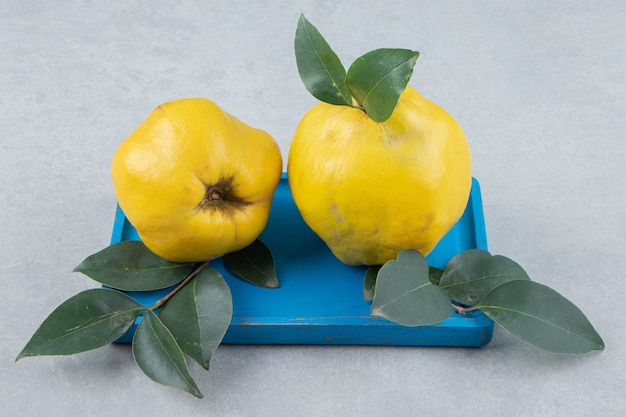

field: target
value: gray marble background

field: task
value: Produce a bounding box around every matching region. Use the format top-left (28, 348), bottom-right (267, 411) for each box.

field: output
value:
top-left (2, 1), bottom-right (624, 416)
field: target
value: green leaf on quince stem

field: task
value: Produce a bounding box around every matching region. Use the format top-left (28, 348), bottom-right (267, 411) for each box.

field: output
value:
top-left (16, 288), bottom-right (142, 360)
top-left (438, 249), bottom-right (530, 307)
top-left (371, 250), bottom-right (451, 326)
top-left (158, 267), bottom-right (233, 370)
top-left (132, 310), bottom-right (203, 399)
top-left (475, 280), bottom-right (605, 354)
top-left (295, 14), bottom-right (353, 106)
top-left (223, 239), bottom-right (280, 288)
top-left (346, 48), bottom-right (419, 122)
top-left (73, 240), bottom-right (195, 291)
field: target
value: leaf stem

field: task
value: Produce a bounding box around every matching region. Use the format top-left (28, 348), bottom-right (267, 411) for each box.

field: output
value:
top-left (148, 261), bottom-right (210, 311)
top-left (451, 304), bottom-right (482, 315)
top-left (451, 304), bottom-right (467, 315)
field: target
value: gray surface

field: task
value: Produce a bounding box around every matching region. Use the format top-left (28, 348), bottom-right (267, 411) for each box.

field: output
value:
top-left (2, 1), bottom-right (625, 415)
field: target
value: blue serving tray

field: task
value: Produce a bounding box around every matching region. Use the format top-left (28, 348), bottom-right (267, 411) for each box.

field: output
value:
top-left (110, 174), bottom-right (493, 347)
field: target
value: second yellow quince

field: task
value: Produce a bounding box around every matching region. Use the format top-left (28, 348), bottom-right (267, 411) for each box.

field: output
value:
top-left (288, 86), bottom-right (472, 266)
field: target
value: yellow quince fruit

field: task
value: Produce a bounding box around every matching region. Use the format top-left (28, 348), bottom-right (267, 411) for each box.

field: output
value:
top-left (288, 16), bottom-right (471, 266)
top-left (288, 86), bottom-right (471, 266)
top-left (111, 98), bottom-right (282, 263)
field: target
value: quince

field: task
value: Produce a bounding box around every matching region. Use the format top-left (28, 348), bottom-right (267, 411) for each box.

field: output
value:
top-left (288, 16), bottom-right (471, 266)
top-left (111, 98), bottom-right (282, 262)
top-left (288, 86), bottom-right (471, 266)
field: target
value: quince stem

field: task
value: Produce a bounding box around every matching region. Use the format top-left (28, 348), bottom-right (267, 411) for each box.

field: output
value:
top-left (148, 261), bottom-right (210, 311)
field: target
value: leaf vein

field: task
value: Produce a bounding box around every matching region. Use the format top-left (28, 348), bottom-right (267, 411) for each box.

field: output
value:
top-left (482, 306), bottom-right (597, 341)
top-left (361, 58), bottom-right (415, 108)
top-left (147, 316), bottom-right (190, 380)
top-left (302, 23), bottom-right (351, 104)
top-left (378, 281), bottom-right (431, 310)
top-left (37, 309), bottom-right (141, 349)
top-left (439, 273), bottom-right (513, 288)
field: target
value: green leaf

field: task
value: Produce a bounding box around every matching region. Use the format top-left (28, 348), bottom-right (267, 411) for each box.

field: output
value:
top-left (158, 267), bottom-right (233, 370)
top-left (475, 280), bottom-right (605, 354)
top-left (439, 249), bottom-right (530, 307)
top-left (16, 289), bottom-right (142, 360)
top-left (132, 310), bottom-right (203, 398)
top-left (363, 265), bottom-right (381, 301)
top-left (74, 241), bottom-right (194, 291)
top-left (223, 239), bottom-right (279, 288)
top-left (371, 250), bottom-right (451, 326)
top-left (366, 265), bottom-right (441, 300)
top-left (346, 48), bottom-right (419, 122)
top-left (295, 14), bottom-right (353, 106)
top-left (428, 266), bottom-right (444, 286)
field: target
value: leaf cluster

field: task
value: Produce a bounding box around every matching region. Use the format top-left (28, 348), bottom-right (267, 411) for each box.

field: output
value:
top-left (296, 15), bottom-right (604, 354)
top-left (16, 240), bottom-right (278, 398)
top-left (295, 14), bottom-right (419, 122)
top-left (15, 240), bottom-right (605, 399)
top-left (366, 249), bottom-right (605, 354)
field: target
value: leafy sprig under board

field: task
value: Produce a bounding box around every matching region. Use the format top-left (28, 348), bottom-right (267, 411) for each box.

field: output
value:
top-left (16, 239), bottom-right (278, 398)
top-left (367, 249), bottom-right (604, 354)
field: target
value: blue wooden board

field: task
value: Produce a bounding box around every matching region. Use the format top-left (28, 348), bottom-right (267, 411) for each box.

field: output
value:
top-left (110, 174), bottom-right (493, 347)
